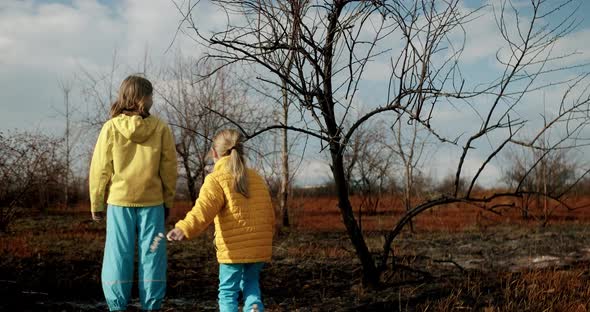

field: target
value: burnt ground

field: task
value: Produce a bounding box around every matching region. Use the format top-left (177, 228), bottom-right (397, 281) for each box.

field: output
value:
top-left (1, 212), bottom-right (590, 311)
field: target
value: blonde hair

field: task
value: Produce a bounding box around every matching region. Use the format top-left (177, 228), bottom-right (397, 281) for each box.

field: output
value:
top-left (110, 75), bottom-right (153, 118)
top-left (213, 129), bottom-right (248, 197)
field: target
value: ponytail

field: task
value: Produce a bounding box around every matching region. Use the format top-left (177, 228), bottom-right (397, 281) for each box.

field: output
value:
top-left (229, 147), bottom-right (248, 197)
top-left (213, 129), bottom-right (249, 197)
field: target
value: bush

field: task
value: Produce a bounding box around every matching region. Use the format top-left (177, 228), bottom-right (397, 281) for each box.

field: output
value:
top-left (0, 131), bottom-right (67, 231)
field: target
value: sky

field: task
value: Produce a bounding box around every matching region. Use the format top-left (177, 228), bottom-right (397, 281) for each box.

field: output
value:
top-left (1, 0), bottom-right (590, 187)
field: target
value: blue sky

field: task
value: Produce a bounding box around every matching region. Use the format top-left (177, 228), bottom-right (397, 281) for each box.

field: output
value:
top-left (1, 0), bottom-right (589, 186)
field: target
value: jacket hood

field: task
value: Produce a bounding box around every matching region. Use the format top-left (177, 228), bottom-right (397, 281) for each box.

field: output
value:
top-left (111, 114), bottom-right (159, 143)
top-left (213, 156), bottom-right (231, 172)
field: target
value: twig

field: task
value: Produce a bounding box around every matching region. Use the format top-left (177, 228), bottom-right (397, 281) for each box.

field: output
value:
top-left (433, 259), bottom-right (466, 273)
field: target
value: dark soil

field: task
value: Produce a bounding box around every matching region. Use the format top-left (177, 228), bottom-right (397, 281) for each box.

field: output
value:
top-left (2, 212), bottom-right (590, 311)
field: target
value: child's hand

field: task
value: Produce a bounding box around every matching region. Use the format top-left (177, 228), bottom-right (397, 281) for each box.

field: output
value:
top-left (92, 211), bottom-right (104, 222)
top-left (166, 228), bottom-right (185, 241)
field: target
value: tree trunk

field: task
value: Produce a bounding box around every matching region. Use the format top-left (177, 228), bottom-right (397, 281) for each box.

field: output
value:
top-left (181, 150), bottom-right (197, 202)
top-left (404, 166), bottom-right (414, 233)
top-left (62, 84), bottom-right (71, 210)
top-left (330, 147), bottom-right (379, 287)
top-left (280, 80), bottom-right (290, 227)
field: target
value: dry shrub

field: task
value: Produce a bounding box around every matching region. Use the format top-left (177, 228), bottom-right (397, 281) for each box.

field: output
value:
top-left (0, 131), bottom-right (68, 231)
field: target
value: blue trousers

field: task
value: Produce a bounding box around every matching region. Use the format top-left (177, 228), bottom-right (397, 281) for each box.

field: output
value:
top-left (101, 204), bottom-right (167, 311)
top-left (218, 263), bottom-right (265, 312)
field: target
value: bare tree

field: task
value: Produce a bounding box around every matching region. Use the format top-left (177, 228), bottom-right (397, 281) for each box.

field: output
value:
top-left (47, 78), bottom-right (89, 208)
top-left (56, 79), bottom-right (81, 209)
top-left (78, 51), bottom-right (121, 130)
top-left (278, 72), bottom-right (293, 227)
top-left (158, 54), bottom-right (255, 201)
top-left (504, 140), bottom-right (578, 225)
top-left (380, 0), bottom-right (590, 278)
top-left (275, 3), bottom-right (299, 228)
top-left (390, 113), bottom-right (432, 232)
top-left (0, 132), bottom-right (66, 231)
top-left (254, 126), bottom-right (307, 229)
top-left (175, 0), bottom-right (590, 286)
top-left (79, 49), bottom-right (156, 130)
top-left (343, 119), bottom-right (395, 231)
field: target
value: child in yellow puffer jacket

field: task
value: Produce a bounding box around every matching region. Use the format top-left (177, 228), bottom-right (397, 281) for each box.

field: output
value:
top-left (167, 129), bottom-right (275, 312)
top-left (89, 75), bottom-right (177, 312)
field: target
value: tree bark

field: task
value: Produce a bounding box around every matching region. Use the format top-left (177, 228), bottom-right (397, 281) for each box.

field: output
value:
top-left (180, 146), bottom-right (197, 202)
top-left (330, 145), bottom-right (379, 287)
top-left (280, 79), bottom-right (290, 227)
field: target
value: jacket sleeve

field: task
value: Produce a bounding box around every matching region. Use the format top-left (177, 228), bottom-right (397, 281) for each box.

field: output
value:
top-left (159, 123), bottom-right (178, 209)
top-left (175, 175), bottom-right (225, 239)
top-left (89, 122), bottom-right (113, 212)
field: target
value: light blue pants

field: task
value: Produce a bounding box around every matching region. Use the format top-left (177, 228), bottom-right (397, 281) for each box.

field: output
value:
top-left (218, 263), bottom-right (265, 312)
top-left (101, 204), bottom-right (167, 311)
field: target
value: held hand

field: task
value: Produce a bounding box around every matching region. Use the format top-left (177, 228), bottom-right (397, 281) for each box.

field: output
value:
top-left (92, 211), bottom-right (104, 222)
top-left (166, 228), bottom-right (185, 241)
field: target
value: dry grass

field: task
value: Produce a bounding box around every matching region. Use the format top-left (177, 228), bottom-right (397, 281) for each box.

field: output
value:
top-left (416, 268), bottom-right (590, 312)
top-left (286, 195), bottom-right (590, 232)
top-left (8, 195), bottom-right (590, 311)
top-left (63, 195), bottom-right (590, 233)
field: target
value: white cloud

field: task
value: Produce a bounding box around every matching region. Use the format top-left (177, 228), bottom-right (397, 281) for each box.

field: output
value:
top-left (549, 28), bottom-right (590, 65)
top-left (0, 0), bottom-right (588, 187)
top-left (361, 60), bottom-right (392, 81)
top-left (0, 0), bottom-right (120, 69)
top-left (456, 0), bottom-right (590, 69)
top-left (426, 144), bottom-right (503, 187)
top-left (0, 0), bottom-right (225, 130)
top-left (294, 158), bottom-right (332, 186)
top-left (456, 11), bottom-right (501, 63)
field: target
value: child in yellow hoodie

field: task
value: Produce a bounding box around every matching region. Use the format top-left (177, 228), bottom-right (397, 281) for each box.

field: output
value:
top-left (89, 75), bottom-right (177, 312)
top-left (167, 129), bottom-right (274, 312)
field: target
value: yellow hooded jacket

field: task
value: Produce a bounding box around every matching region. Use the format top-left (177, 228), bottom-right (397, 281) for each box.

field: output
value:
top-left (175, 156), bottom-right (275, 263)
top-left (89, 114), bottom-right (177, 212)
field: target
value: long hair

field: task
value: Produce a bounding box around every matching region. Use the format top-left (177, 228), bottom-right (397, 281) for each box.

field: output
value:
top-left (110, 75), bottom-right (153, 118)
top-left (212, 129), bottom-right (248, 197)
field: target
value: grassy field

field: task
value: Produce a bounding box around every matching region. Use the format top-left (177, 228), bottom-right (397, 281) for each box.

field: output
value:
top-left (1, 197), bottom-right (590, 311)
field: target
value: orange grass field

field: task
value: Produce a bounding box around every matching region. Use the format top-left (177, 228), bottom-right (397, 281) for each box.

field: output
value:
top-left (67, 194), bottom-right (590, 232)
top-left (278, 195), bottom-right (590, 232)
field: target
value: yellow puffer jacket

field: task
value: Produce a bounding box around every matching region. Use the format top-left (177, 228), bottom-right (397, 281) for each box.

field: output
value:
top-left (175, 156), bottom-right (275, 263)
top-left (89, 114), bottom-right (178, 212)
